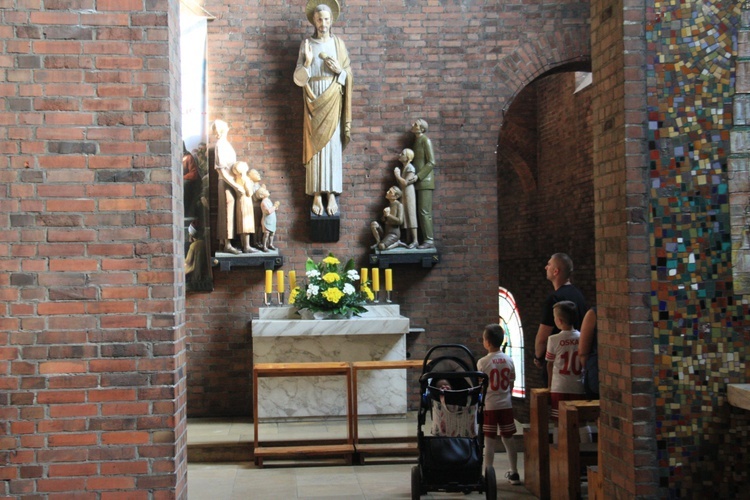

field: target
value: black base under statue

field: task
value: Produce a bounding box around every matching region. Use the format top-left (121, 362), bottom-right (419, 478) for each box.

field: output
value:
top-left (215, 250), bottom-right (283, 271)
top-left (370, 246), bottom-right (440, 268)
top-left (310, 212), bottom-right (340, 242)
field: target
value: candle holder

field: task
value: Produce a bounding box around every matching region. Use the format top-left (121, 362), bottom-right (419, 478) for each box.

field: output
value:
top-left (386, 290), bottom-right (392, 303)
top-left (371, 291), bottom-right (380, 303)
top-left (264, 292), bottom-right (272, 306)
top-left (277, 292), bottom-right (285, 306)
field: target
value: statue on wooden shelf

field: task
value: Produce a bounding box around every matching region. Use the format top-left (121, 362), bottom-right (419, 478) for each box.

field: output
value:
top-left (211, 119), bottom-right (244, 255)
top-left (230, 161), bottom-right (260, 254)
top-left (393, 148), bottom-right (418, 249)
top-left (257, 185), bottom-right (280, 252)
top-left (371, 186), bottom-right (405, 251)
top-left (411, 118), bottom-right (436, 249)
top-left (293, 0), bottom-right (352, 216)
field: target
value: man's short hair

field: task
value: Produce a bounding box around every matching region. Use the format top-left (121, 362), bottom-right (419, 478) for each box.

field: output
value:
top-left (483, 323), bottom-right (504, 348)
top-left (552, 300), bottom-right (578, 327)
top-left (552, 252), bottom-right (574, 280)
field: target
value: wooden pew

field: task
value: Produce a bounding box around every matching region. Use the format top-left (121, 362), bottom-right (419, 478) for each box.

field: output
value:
top-left (550, 399), bottom-right (600, 500)
top-left (524, 388), bottom-right (551, 499)
top-left (586, 417), bottom-right (604, 500)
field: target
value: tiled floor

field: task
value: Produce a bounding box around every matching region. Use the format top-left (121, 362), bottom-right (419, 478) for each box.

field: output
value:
top-left (187, 414), bottom-right (539, 499)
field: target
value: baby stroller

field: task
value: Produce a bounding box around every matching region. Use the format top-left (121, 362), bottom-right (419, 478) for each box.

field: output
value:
top-left (411, 344), bottom-right (496, 500)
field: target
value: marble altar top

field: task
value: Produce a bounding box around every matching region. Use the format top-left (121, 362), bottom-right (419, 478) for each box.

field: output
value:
top-left (252, 305), bottom-right (409, 337)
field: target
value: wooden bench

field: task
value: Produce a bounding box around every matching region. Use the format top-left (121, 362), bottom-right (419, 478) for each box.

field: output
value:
top-left (524, 389), bottom-right (601, 500)
top-left (524, 388), bottom-right (551, 499)
top-left (350, 360), bottom-right (422, 463)
top-left (586, 417), bottom-right (604, 500)
top-left (550, 399), bottom-right (600, 500)
top-left (252, 362), bottom-right (354, 466)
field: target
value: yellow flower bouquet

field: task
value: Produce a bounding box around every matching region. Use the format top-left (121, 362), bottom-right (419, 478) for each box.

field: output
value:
top-left (289, 253), bottom-right (373, 319)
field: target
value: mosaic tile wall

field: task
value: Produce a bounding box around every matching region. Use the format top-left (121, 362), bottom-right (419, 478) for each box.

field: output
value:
top-left (647, 0), bottom-right (750, 496)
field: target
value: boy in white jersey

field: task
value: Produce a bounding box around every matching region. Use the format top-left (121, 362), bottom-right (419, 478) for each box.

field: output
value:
top-left (477, 324), bottom-right (521, 485)
top-left (545, 300), bottom-right (586, 420)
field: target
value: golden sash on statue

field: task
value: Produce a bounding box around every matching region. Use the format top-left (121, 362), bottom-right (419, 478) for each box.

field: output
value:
top-left (302, 78), bottom-right (342, 164)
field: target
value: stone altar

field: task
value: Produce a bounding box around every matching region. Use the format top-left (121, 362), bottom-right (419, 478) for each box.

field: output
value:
top-left (251, 305), bottom-right (410, 419)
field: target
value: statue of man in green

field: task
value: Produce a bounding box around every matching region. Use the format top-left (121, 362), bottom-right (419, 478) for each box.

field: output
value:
top-left (411, 118), bottom-right (435, 249)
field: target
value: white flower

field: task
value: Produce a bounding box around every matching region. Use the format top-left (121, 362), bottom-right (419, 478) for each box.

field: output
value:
top-left (346, 270), bottom-right (359, 281)
top-left (343, 283), bottom-right (355, 295)
top-left (307, 269), bottom-right (320, 278)
top-left (306, 284), bottom-right (319, 298)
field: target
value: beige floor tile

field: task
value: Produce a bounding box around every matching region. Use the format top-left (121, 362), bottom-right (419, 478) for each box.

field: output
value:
top-left (188, 416), bottom-right (545, 500)
top-left (295, 467), bottom-right (360, 486)
top-left (231, 485), bottom-right (299, 500)
top-left (297, 485), bottom-right (364, 498)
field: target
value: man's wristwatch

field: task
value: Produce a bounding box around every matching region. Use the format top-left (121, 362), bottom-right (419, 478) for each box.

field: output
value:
top-left (534, 355), bottom-right (544, 362)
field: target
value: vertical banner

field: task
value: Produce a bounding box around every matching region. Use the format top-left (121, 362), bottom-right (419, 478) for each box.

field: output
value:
top-left (180, 5), bottom-right (213, 291)
top-left (180, 11), bottom-right (208, 152)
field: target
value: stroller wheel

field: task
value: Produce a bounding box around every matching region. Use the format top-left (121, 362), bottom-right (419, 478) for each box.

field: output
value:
top-left (484, 466), bottom-right (497, 500)
top-left (411, 465), bottom-right (421, 500)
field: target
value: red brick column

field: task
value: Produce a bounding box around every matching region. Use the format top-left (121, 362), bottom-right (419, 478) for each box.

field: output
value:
top-left (590, 0), bottom-right (658, 496)
top-left (0, 2), bottom-right (187, 498)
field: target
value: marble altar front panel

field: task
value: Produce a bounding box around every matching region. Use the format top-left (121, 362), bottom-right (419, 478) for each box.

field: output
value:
top-left (252, 306), bottom-right (410, 420)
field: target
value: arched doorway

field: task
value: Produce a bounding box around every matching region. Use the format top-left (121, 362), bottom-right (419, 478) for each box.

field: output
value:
top-left (496, 64), bottom-right (596, 418)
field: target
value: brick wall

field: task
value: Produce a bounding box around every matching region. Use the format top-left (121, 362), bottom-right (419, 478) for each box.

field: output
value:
top-left (0, 2), bottom-right (187, 498)
top-left (186, 0), bottom-right (592, 417)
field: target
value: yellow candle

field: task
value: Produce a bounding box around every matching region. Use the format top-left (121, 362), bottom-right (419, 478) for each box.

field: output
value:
top-left (289, 270), bottom-right (296, 291)
top-left (265, 270), bottom-right (273, 294)
top-left (385, 269), bottom-right (393, 291)
top-left (372, 268), bottom-right (380, 292)
top-left (361, 268), bottom-right (368, 285)
top-left (276, 270), bottom-right (284, 293)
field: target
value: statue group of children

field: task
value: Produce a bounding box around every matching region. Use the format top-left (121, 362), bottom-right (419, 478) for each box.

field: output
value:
top-left (230, 161), bottom-right (280, 253)
top-left (211, 119), bottom-right (280, 255)
top-left (370, 148), bottom-right (419, 250)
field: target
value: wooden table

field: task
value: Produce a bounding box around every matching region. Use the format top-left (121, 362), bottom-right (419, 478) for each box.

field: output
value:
top-left (252, 362), bottom-right (354, 466)
top-left (350, 360), bottom-right (422, 462)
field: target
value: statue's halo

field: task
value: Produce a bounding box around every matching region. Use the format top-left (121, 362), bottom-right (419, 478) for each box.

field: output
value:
top-left (305, 0), bottom-right (340, 25)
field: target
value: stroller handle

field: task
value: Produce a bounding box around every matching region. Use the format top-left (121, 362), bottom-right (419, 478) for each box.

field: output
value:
top-left (422, 344), bottom-right (478, 371)
top-left (419, 370), bottom-right (488, 386)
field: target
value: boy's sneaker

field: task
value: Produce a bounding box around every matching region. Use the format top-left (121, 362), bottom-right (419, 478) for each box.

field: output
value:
top-left (505, 471), bottom-right (522, 485)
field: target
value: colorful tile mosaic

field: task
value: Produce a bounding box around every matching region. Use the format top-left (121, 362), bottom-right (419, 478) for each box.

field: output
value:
top-left (647, 0), bottom-right (750, 496)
